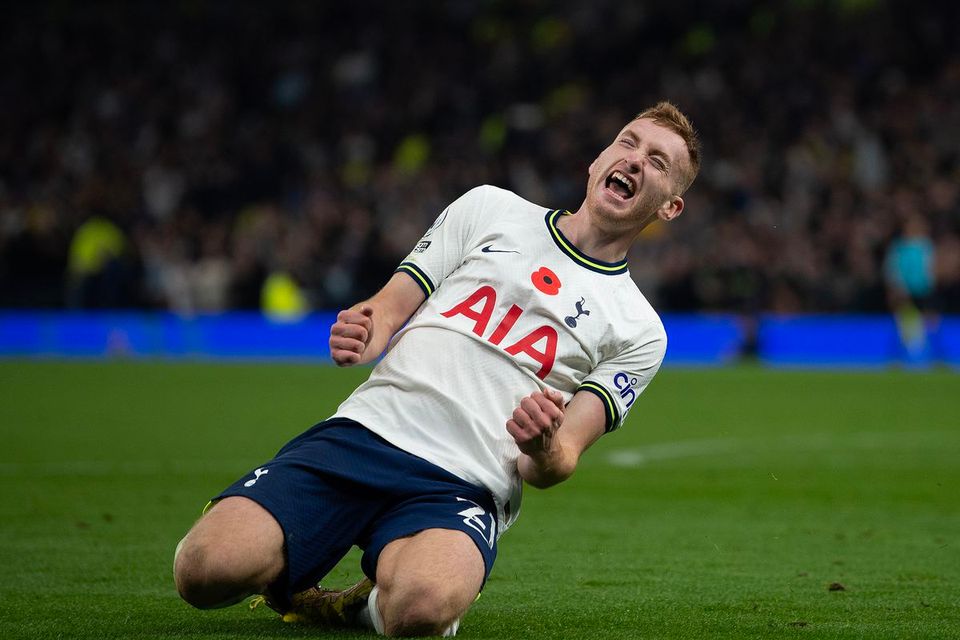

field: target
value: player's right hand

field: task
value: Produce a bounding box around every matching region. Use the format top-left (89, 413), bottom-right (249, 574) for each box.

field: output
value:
top-left (329, 305), bottom-right (374, 366)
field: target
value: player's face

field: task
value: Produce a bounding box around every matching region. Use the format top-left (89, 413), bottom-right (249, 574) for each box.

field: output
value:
top-left (586, 118), bottom-right (687, 228)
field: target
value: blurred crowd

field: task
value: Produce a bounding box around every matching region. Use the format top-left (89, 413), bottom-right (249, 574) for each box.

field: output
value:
top-left (1, 0), bottom-right (958, 315)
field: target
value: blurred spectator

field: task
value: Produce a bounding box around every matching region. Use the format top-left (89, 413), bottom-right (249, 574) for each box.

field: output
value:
top-left (885, 215), bottom-right (935, 310)
top-left (65, 216), bottom-right (131, 309)
top-left (884, 214), bottom-right (936, 360)
top-left (262, 271), bottom-right (309, 321)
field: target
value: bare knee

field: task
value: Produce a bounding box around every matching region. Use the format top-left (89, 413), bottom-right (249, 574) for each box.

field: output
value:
top-left (374, 529), bottom-right (484, 636)
top-left (174, 535), bottom-right (248, 609)
top-left (174, 536), bottom-right (215, 608)
top-left (172, 498), bottom-right (285, 609)
top-left (379, 578), bottom-right (464, 637)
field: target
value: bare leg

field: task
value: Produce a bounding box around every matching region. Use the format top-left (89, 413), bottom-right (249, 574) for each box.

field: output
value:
top-left (173, 496), bottom-right (286, 609)
top-left (374, 529), bottom-right (485, 636)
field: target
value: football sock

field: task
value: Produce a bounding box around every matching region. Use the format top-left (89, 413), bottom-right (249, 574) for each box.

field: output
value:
top-left (442, 618), bottom-right (460, 637)
top-left (358, 585), bottom-right (386, 634)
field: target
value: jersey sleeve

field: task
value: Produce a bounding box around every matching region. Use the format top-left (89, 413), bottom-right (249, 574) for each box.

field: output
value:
top-left (577, 326), bottom-right (667, 433)
top-left (395, 185), bottom-right (490, 297)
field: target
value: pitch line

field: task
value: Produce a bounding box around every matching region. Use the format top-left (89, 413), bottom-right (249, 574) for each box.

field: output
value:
top-left (604, 430), bottom-right (956, 467)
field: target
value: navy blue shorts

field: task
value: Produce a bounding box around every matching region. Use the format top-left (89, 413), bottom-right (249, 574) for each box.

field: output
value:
top-left (213, 418), bottom-right (498, 601)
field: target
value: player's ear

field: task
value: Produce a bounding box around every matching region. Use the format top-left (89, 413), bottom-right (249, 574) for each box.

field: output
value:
top-left (657, 195), bottom-right (684, 222)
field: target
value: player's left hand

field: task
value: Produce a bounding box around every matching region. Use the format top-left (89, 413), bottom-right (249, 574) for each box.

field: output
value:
top-left (506, 389), bottom-right (565, 456)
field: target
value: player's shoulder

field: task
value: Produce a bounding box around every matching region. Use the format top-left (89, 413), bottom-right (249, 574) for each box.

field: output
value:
top-left (464, 184), bottom-right (548, 216)
top-left (611, 280), bottom-right (667, 343)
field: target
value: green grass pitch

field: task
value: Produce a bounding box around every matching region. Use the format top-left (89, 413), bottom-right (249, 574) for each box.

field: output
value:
top-left (1, 361), bottom-right (958, 639)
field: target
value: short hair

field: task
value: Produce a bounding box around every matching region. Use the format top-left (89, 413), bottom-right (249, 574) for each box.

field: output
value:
top-left (635, 101), bottom-right (701, 194)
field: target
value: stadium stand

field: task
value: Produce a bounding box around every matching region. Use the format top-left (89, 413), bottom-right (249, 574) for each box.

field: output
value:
top-left (1, 0), bottom-right (958, 318)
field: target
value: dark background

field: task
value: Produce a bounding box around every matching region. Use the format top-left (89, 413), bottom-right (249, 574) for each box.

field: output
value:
top-left (2, 0), bottom-right (957, 315)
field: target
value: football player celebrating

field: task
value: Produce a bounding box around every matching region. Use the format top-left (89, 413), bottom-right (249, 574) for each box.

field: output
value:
top-left (174, 101), bottom-right (700, 637)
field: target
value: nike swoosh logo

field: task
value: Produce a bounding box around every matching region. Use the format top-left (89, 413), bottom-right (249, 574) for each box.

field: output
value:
top-left (481, 244), bottom-right (520, 254)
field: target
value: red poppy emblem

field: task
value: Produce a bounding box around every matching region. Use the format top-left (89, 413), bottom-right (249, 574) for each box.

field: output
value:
top-left (531, 266), bottom-right (562, 295)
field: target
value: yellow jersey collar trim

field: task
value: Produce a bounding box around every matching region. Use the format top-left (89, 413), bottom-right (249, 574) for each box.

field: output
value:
top-left (544, 210), bottom-right (629, 275)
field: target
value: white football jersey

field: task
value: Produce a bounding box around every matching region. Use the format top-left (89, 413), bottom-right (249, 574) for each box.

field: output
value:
top-left (334, 185), bottom-right (666, 535)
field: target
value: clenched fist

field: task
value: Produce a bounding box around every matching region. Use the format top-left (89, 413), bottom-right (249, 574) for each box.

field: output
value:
top-left (329, 305), bottom-right (375, 366)
top-left (506, 389), bottom-right (565, 456)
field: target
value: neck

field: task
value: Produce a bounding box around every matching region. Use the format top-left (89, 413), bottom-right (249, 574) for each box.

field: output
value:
top-left (558, 205), bottom-right (644, 263)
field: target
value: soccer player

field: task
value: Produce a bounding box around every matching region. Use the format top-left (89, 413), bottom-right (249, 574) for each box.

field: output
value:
top-left (174, 101), bottom-right (701, 636)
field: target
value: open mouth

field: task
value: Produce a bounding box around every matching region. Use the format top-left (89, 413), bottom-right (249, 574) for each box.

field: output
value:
top-left (604, 170), bottom-right (635, 199)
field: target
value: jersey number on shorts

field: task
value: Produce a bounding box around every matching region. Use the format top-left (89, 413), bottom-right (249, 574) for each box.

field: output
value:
top-left (456, 497), bottom-right (496, 549)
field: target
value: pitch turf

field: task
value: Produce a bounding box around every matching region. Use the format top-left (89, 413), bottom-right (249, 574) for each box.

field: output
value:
top-left (0, 361), bottom-right (957, 639)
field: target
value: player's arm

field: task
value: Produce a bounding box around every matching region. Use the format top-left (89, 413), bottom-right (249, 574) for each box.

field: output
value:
top-left (329, 272), bottom-right (426, 366)
top-left (508, 389), bottom-right (607, 489)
